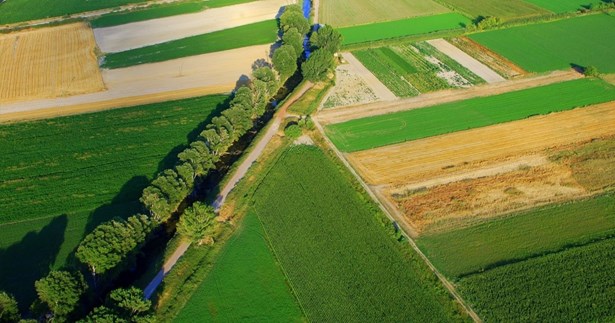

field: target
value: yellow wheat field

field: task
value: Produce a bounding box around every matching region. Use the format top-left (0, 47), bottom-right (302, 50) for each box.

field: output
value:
top-left (0, 23), bottom-right (105, 103)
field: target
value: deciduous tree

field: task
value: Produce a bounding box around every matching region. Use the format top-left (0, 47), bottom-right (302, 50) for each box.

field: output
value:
top-left (302, 49), bottom-right (335, 82)
top-left (0, 291), bottom-right (19, 322)
top-left (176, 202), bottom-right (218, 243)
top-left (273, 44), bottom-right (298, 81)
top-left (282, 28), bottom-right (304, 58)
top-left (109, 287), bottom-right (151, 316)
top-left (310, 25), bottom-right (342, 54)
top-left (35, 271), bottom-right (86, 317)
top-left (280, 8), bottom-right (310, 35)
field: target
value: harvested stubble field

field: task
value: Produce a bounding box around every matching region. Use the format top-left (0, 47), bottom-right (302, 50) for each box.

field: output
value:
top-left (0, 23), bottom-right (104, 104)
top-left (327, 78), bottom-right (615, 152)
top-left (319, 0), bottom-right (449, 27)
top-left (470, 14), bottom-right (615, 73)
top-left (439, 0), bottom-right (548, 20)
top-left (251, 146), bottom-right (466, 322)
top-left (339, 13), bottom-right (470, 45)
top-left (0, 95), bottom-right (225, 309)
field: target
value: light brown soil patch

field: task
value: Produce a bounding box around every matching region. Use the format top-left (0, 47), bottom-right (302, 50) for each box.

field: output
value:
top-left (316, 70), bottom-right (580, 124)
top-left (448, 36), bottom-right (526, 79)
top-left (347, 102), bottom-right (615, 186)
top-left (0, 23), bottom-right (105, 103)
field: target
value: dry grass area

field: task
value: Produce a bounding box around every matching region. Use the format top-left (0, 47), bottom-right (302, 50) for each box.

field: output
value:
top-left (345, 103), bottom-right (615, 233)
top-left (0, 23), bottom-right (104, 103)
top-left (322, 64), bottom-right (378, 109)
top-left (448, 37), bottom-right (525, 79)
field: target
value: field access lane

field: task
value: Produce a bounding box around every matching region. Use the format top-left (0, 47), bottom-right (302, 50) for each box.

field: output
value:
top-left (94, 0), bottom-right (288, 52)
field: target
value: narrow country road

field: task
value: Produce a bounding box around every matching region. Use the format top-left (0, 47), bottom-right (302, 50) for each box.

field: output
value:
top-left (144, 81), bottom-right (313, 299)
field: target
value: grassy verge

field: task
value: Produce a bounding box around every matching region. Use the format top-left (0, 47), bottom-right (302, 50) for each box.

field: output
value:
top-left (102, 19), bottom-right (277, 68)
top-left (288, 81), bottom-right (334, 115)
top-left (326, 78), bottom-right (615, 152)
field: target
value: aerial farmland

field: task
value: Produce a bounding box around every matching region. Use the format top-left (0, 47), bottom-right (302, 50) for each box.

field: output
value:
top-left (0, 0), bottom-right (613, 321)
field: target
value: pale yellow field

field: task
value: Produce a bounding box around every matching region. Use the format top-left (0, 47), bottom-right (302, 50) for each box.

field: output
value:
top-left (0, 23), bottom-right (105, 103)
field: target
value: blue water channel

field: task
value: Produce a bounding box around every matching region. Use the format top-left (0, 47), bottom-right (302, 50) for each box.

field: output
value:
top-left (302, 0), bottom-right (312, 58)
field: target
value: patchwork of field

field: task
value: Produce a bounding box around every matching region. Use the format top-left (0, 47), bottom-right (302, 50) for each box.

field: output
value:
top-left (0, 23), bottom-right (104, 103)
top-left (339, 13), bottom-right (470, 45)
top-left (470, 14), bottom-right (615, 73)
top-left (439, 0), bottom-right (549, 20)
top-left (94, 0), bottom-right (285, 52)
top-left (327, 78), bottom-right (615, 152)
top-left (523, 0), bottom-right (604, 13)
top-left (102, 19), bottom-right (278, 68)
top-left (447, 37), bottom-right (525, 78)
top-left (353, 42), bottom-right (484, 97)
top-left (318, 0), bottom-right (449, 27)
top-left (251, 146), bottom-right (465, 321)
top-left (175, 213), bottom-right (303, 321)
top-left (0, 95), bottom-right (225, 309)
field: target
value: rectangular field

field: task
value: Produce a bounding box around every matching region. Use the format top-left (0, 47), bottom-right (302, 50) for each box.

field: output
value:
top-left (417, 194), bottom-right (615, 278)
top-left (439, 0), bottom-right (549, 20)
top-left (102, 19), bottom-right (277, 69)
top-left (327, 78), bottom-right (615, 152)
top-left (251, 146), bottom-right (465, 321)
top-left (175, 213), bottom-right (303, 321)
top-left (319, 0), bottom-right (449, 27)
top-left (458, 237), bottom-right (615, 321)
top-left (0, 23), bottom-right (104, 103)
top-left (339, 13), bottom-right (471, 45)
top-left (469, 14), bottom-right (615, 73)
top-left (0, 95), bottom-right (225, 310)
top-left (523, 0), bottom-right (604, 13)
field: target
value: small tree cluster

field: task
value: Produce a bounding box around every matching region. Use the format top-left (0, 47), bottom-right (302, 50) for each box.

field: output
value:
top-left (273, 5), bottom-right (310, 83)
top-left (0, 291), bottom-right (20, 322)
top-left (279, 4), bottom-right (310, 35)
top-left (81, 287), bottom-right (152, 323)
top-left (76, 215), bottom-right (154, 277)
top-left (302, 25), bottom-right (342, 83)
top-left (310, 25), bottom-right (342, 55)
top-left (284, 124), bottom-right (302, 139)
top-left (176, 202), bottom-right (218, 243)
top-left (35, 271), bottom-right (86, 319)
top-left (584, 65), bottom-right (599, 77)
top-left (466, 16), bottom-right (500, 31)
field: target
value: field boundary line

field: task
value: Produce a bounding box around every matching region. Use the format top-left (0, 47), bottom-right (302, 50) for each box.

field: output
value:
top-left (312, 118), bottom-right (482, 322)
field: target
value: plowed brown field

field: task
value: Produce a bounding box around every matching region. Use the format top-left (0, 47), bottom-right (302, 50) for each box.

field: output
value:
top-left (0, 23), bottom-right (104, 103)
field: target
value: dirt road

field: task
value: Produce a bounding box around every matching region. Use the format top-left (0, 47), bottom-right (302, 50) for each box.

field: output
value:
top-left (427, 39), bottom-right (505, 83)
top-left (342, 52), bottom-right (397, 101)
top-left (316, 70), bottom-right (581, 124)
top-left (0, 45), bottom-right (269, 122)
top-left (94, 0), bottom-right (288, 52)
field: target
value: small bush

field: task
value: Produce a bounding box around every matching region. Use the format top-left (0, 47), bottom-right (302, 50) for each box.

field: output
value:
top-left (284, 124), bottom-right (302, 139)
top-left (584, 65), bottom-right (599, 77)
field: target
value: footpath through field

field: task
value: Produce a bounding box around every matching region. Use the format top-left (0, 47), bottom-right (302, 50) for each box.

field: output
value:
top-left (94, 0), bottom-right (288, 52)
top-left (0, 45), bottom-right (269, 122)
top-left (427, 39), bottom-right (505, 83)
top-left (144, 82), bottom-right (314, 299)
top-left (316, 70), bottom-right (581, 124)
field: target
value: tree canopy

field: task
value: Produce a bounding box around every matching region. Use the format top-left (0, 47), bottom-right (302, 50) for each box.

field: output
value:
top-left (310, 25), bottom-right (342, 54)
top-left (176, 202), bottom-right (218, 243)
top-left (273, 44), bottom-right (298, 81)
top-left (0, 291), bottom-right (19, 323)
top-left (302, 49), bottom-right (335, 82)
top-left (109, 287), bottom-right (151, 316)
top-left (282, 28), bottom-right (304, 58)
top-left (280, 8), bottom-right (310, 35)
top-left (35, 271), bottom-right (86, 317)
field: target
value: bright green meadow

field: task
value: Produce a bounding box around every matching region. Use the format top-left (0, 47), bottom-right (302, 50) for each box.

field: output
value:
top-left (0, 95), bottom-right (226, 310)
top-left (523, 0), bottom-right (604, 13)
top-left (326, 78), bottom-right (615, 152)
top-left (469, 14), bottom-right (615, 73)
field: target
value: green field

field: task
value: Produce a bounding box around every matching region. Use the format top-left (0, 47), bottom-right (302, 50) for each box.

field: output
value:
top-left (417, 194), bottom-right (615, 278)
top-left (102, 19), bottom-right (277, 68)
top-left (523, 0), bottom-right (604, 13)
top-left (459, 237), bottom-right (615, 321)
top-left (439, 0), bottom-right (549, 20)
top-left (353, 42), bottom-right (484, 97)
top-left (339, 13), bottom-right (471, 45)
top-left (0, 95), bottom-right (225, 310)
top-left (175, 213), bottom-right (304, 322)
top-left (91, 0), bottom-right (255, 28)
top-left (251, 145), bottom-right (465, 322)
top-left (470, 14), bottom-right (615, 73)
top-left (319, 0), bottom-right (449, 27)
top-left (326, 78), bottom-right (615, 152)
top-left (0, 0), bottom-right (147, 24)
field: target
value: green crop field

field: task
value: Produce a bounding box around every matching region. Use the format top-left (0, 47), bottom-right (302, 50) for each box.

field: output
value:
top-left (339, 13), bottom-right (471, 45)
top-left (469, 14), bottom-right (615, 73)
top-left (102, 19), bottom-right (277, 69)
top-left (175, 213), bottom-right (304, 322)
top-left (417, 194), bottom-right (615, 278)
top-left (0, 0), bottom-right (147, 24)
top-left (459, 237), bottom-right (615, 321)
top-left (319, 0), bottom-right (449, 27)
top-left (439, 0), bottom-right (549, 20)
top-left (251, 145), bottom-right (465, 322)
top-left (523, 0), bottom-right (603, 13)
top-left (91, 0), bottom-right (255, 28)
top-left (353, 42), bottom-right (484, 97)
top-left (0, 95), bottom-right (225, 310)
top-left (326, 78), bottom-right (615, 152)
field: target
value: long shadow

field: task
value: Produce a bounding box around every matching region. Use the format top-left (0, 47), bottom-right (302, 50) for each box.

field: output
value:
top-left (0, 215), bottom-right (67, 312)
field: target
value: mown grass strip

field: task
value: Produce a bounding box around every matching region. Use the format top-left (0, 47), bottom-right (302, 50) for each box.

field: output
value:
top-left (469, 14), bottom-right (615, 73)
top-left (251, 145), bottom-right (466, 322)
top-left (102, 19), bottom-right (278, 69)
top-left (339, 13), bottom-right (470, 45)
top-left (417, 193), bottom-right (615, 278)
top-left (326, 78), bottom-right (615, 152)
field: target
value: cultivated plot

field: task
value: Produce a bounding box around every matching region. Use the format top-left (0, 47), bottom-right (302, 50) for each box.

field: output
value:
top-left (0, 23), bottom-right (104, 103)
top-left (470, 14), bottom-right (615, 73)
top-left (524, 0), bottom-right (604, 13)
top-left (439, 0), bottom-right (549, 20)
top-left (318, 0), bottom-right (449, 27)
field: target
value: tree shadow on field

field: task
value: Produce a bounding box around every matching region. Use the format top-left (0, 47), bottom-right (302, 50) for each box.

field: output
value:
top-left (570, 63), bottom-right (585, 74)
top-left (0, 215), bottom-right (67, 312)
